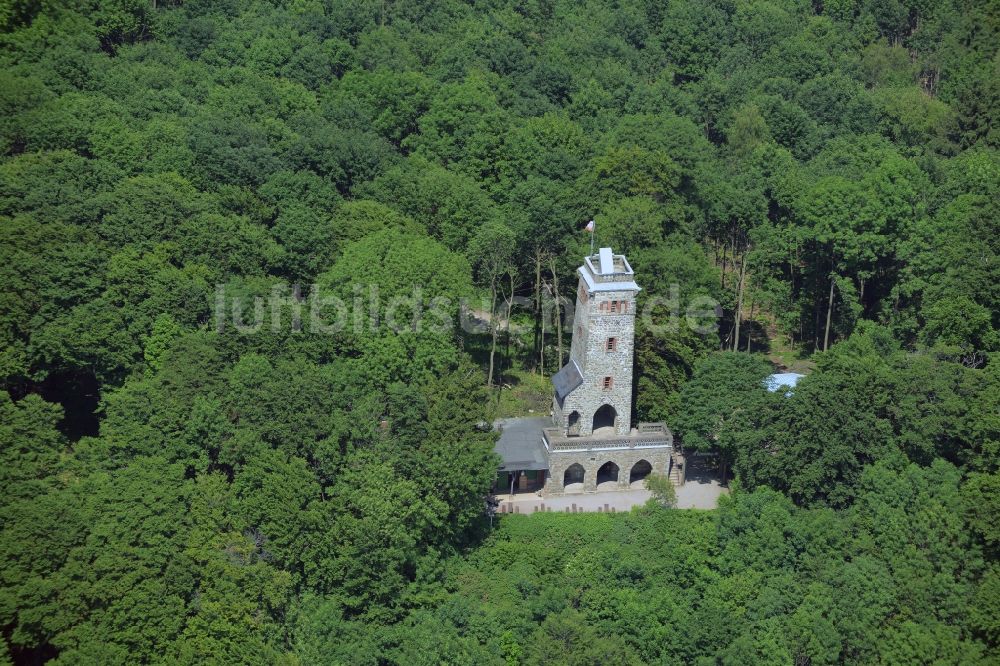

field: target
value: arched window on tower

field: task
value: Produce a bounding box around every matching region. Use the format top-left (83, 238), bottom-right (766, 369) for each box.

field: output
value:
top-left (592, 404), bottom-right (617, 431)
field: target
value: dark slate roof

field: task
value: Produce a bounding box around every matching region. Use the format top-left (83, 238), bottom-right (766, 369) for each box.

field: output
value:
top-left (552, 360), bottom-right (583, 402)
top-left (494, 417), bottom-right (549, 471)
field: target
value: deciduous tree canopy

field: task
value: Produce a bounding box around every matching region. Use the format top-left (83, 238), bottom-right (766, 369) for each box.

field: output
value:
top-left (0, 0), bottom-right (996, 662)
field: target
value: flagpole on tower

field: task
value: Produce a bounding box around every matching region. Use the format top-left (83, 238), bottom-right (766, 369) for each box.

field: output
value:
top-left (586, 219), bottom-right (595, 255)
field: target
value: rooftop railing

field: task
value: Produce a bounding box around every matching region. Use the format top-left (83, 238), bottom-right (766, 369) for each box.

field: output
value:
top-left (583, 255), bottom-right (634, 282)
top-left (542, 422), bottom-right (672, 452)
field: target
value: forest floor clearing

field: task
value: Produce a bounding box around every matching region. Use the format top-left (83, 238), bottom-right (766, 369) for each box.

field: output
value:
top-left (766, 323), bottom-right (816, 374)
top-left (494, 368), bottom-right (552, 418)
top-left (464, 307), bottom-right (530, 335)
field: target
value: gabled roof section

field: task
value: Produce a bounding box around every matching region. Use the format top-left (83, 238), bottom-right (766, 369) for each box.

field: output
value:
top-left (552, 359), bottom-right (583, 402)
top-left (494, 417), bottom-right (548, 471)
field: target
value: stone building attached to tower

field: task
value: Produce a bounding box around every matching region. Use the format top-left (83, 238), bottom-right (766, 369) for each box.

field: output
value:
top-left (494, 248), bottom-right (676, 496)
top-left (542, 248), bottom-right (674, 494)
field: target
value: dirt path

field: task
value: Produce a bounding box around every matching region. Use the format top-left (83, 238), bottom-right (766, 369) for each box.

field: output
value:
top-left (464, 307), bottom-right (529, 335)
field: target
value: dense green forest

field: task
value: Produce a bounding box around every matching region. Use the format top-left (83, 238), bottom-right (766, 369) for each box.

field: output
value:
top-left (1, 0), bottom-right (998, 663)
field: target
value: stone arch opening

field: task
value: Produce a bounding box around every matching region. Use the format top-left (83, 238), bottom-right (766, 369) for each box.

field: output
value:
top-left (592, 404), bottom-right (617, 432)
top-left (567, 410), bottom-right (581, 436)
top-left (563, 463), bottom-right (585, 486)
top-left (597, 461), bottom-right (619, 485)
top-left (630, 460), bottom-right (652, 484)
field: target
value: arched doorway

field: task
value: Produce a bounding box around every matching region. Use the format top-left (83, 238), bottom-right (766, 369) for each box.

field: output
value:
top-left (567, 410), bottom-right (581, 436)
top-left (597, 461), bottom-right (619, 485)
top-left (630, 460), bottom-right (652, 485)
top-left (592, 404), bottom-right (617, 432)
top-left (563, 463), bottom-right (585, 487)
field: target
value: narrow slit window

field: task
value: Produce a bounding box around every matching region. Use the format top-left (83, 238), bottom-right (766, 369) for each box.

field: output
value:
top-left (602, 376), bottom-right (613, 391)
top-left (606, 337), bottom-right (617, 352)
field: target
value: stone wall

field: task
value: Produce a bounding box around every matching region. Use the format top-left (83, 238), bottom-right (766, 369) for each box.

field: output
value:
top-left (544, 445), bottom-right (672, 494)
top-left (554, 280), bottom-right (638, 437)
top-left (544, 251), bottom-right (674, 496)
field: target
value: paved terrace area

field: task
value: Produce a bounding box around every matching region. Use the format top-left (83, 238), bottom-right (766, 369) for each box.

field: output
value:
top-left (497, 473), bottom-right (727, 513)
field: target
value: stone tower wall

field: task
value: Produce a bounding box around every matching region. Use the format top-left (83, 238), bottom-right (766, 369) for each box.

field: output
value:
top-left (554, 283), bottom-right (637, 437)
top-left (543, 250), bottom-right (672, 497)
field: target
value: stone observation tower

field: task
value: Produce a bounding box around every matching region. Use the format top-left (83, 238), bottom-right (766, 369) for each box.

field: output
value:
top-left (542, 248), bottom-right (674, 494)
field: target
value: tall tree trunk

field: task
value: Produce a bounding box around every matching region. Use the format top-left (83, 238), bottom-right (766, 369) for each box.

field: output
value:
top-left (720, 239), bottom-right (728, 290)
top-left (823, 275), bottom-right (835, 352)
top-left (505, 272), bottom-right (514, 354)
top-left (732, 255), bottom-right (747, 351)
top-left (813, 272), bottom-right (821, 352)
top-left (746, 297), bottom-right (756, 352)
top-left (487, 284), bottom-right (498, 388)
top-left (533, 249), bottom-right (542, 373)
top-left (539, 281), bottom-right (546, 374)
top-left (550, 257), bottom-right (563, 367)
top-left (498, 272), bottom-right (515, 405)
top-left (793, 246), bottom-right (802, 345)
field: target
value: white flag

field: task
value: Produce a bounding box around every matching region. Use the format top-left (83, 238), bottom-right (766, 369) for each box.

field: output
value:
top-left (584, 220), bottom-right (595, 233)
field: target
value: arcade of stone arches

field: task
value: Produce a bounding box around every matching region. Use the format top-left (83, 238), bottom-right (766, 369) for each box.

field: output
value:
top-left (563, 459), bottom-right (653, 488)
